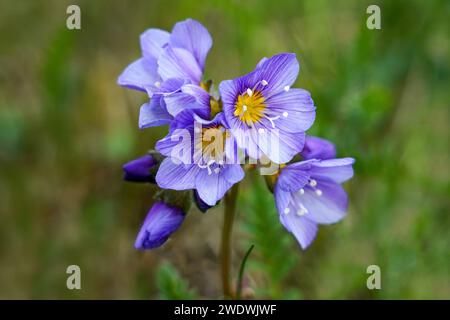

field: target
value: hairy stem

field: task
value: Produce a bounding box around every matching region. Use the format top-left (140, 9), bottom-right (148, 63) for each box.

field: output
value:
top-left (221, 184), bottom-right (239, 299)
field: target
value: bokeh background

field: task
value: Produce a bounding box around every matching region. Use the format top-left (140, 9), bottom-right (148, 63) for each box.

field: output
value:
top-left (0, 0), bottom-right (448, 299)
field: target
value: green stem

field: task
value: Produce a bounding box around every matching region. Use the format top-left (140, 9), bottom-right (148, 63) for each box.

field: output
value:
top-left (221, 184), bottom-right (239, 299)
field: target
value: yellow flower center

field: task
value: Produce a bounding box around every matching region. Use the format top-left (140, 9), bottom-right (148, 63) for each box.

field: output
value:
top-left (200, 80), bottom-right (223, 119)
top-left (234, 89), bottom-right (266, 125)
top-left (195, 125), bottom-right (229, 163)
top-left (200, 80), bottom-right (211, 92)
top-left (210, 97), bottom-right (222, 118)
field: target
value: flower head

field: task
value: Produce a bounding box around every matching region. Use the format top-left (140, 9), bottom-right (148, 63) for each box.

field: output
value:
top-left (135, 201), bottom-right (185, 250)
top-left (118, 19), bottom-right (213, 129)
top-left (220, 53), bottom-right (316, 163)
top-left (155, 112), bottom-right (244, 206)
top-left (274, 138), bottom-right (354, 249)
top-left (118, 18), bottom-right (211, 93)
top-left (119, 19), bottom-right (356, 255)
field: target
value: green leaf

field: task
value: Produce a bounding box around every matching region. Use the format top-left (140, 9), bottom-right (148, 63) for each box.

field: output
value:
top-left (155, 262), bottom-right (198, 300)
top-left (239, 174), bottom-right (300, 299)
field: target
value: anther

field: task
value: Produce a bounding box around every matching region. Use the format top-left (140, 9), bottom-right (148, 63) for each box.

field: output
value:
top-left (283, 111), bottom-right (289, 118)
top-left (297, 204), bottom-right (308, 216)
top-left (154, 81), bottom-right (161, 88)
top-left (246, 88), bottom-right (253, 97)
top-left (315, 189), bottom-right (322, 196)
top-left (284, 207), bottom-right (290, 214)
top-left (239, 105), bottom-right (248, 117)
top-left (309, 179), bottom-right (317, 187)
top-left (261, 80), bottom-right (268, 86)
top-left (284, 85), bottom-right (290, 92)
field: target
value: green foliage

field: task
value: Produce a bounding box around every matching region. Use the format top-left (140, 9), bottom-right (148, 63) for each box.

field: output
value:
top-left (239, 175), bottom-right (301, 299)
top-left (155, 262), bottom-right (198, 300)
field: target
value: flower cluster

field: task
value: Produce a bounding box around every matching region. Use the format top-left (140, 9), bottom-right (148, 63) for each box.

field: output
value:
top-left (119, 19), bottom-right (354, 250)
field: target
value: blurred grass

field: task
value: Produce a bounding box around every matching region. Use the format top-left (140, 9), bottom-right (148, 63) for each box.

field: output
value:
top-left (0, 0), bottom-right (448, 299)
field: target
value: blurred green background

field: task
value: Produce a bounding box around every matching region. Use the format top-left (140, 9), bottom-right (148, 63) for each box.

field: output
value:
top-left (0, 0), bottom-right (448, 299)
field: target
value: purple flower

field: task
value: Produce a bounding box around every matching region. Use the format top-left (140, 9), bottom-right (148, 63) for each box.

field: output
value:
top-left (118, 19), bottom-right (213, 129)
top-left (219, 53), bottom-right (316, 163)
top-left (273, 138), bottom-right (354, 249)
top-left (155, 112), bottom-right (244, 206)
top-left (135, 201), bottom-right (185, 250)
top-left (123, 154), bottom-right (157, 183)
top-left (301, 136), bottom-right (336, 160)
top-left (118, 18), bottom-right (211, 94)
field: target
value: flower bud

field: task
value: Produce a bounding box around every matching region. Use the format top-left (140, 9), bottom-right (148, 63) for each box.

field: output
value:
top-left (135, 201), bottom-right (185, 250)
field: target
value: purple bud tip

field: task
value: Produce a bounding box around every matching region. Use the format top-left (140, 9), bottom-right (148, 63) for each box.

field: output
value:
top-left (301, 136), bottom-right (336, 160)
top-left (123, 154), bottom-right (156, 183)
top-left (134, 201), bottom-right (185, 250)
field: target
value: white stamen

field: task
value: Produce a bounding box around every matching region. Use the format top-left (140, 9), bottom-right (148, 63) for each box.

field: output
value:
top-left (284, 207), bottom-right (290, 214)
top-left (283, 111), bottom-right (289, 118)
top-left (246, 88), bottom-right (253, 97)
top-left (261, 80), bottom-right (268, 86)
top-left (214, 167), bottom-right (220, 174)
top-left (258, 128), bottom-right (265, 134)
top-left (154, 81), bottom-right (161, 88)
top-left (309, 179), bottom-right (317, 187)
top-left (284, 85), bottom-right (290, 92)
top-left (239, 105), bottom-right (248, 117)
top-left (315, 189), bottom-right (322, 196)
top-left (264, 115), bottom-right (280, 128)
top-left (198, 159), bottom-right (216, 175)
top-left (299, 188), bottom-right (305, 195)
top-left (297, 204), bottom-right (308, 216)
